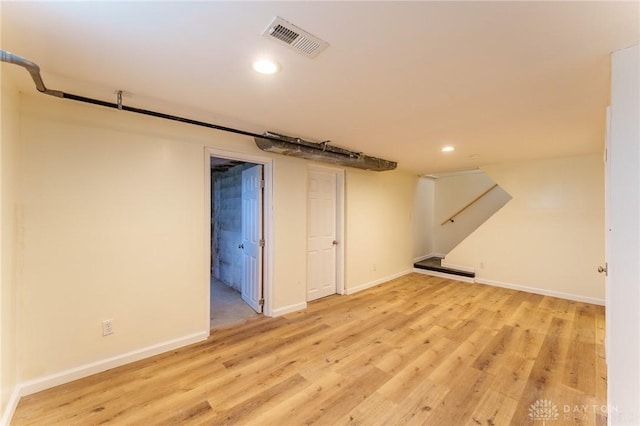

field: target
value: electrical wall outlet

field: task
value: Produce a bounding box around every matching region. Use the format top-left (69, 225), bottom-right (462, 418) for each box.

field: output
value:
top-left (102, 319), bottom-right (114, 336)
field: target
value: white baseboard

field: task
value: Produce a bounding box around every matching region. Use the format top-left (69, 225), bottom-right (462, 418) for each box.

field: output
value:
top-left (413, 252), bottom-right (448, 263)
top-left (271, 302), bottom-right (307, 317)
top-left (18, 331), bottom-right (208, 397)
top-left (475, 278), bottom-right (605, 306)
top-left (440, 261), bottom-right (475, 273)
top-left (412, 268), bottom-right (475, 283)
top-left (345, 269), bottom-right (412, 295)
top-left (0, 387), bottom-right (21, 426)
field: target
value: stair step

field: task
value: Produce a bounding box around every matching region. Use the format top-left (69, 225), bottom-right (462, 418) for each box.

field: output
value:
top-left (413, 257), bottom-right (475, 278)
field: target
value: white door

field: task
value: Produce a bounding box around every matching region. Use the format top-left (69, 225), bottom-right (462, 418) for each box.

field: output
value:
top-left (241, 165), bottom-right (264, 313)
top-left (607, 45), bottom-right (639, 425)
top-left (307, 169), bottom-right (337, 301)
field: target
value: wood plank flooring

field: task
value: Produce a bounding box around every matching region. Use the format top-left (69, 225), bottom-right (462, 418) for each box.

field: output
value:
top-left (12, 273), bottom-right (606, 425)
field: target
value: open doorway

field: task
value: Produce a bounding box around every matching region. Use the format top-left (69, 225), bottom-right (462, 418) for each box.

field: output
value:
top-left (208, 155), bottom-right (265, 329)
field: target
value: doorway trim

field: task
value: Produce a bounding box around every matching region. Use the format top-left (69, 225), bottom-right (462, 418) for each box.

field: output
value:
top-left (204, 147), bottom-right (274, 328)
top-left (307, 164), bottom-right (346, 296)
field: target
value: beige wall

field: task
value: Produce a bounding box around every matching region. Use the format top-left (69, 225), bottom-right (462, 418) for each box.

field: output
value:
top-left (18, 95), bottom-right (208, 381)
top-left (445, 154), bottom-right (605, 301)
top-left (412, 177), bottom-right (434, 260)
top-left (433, 172), bottom-right (511, 255)
top-left (346, 169), bottom-right (416, 291)
top-left (14, 92), bottom-right (416, 384)
top-left (271, 155), bottom-right (308, 309)
top-left (1, 67), bottom-right (20, 415)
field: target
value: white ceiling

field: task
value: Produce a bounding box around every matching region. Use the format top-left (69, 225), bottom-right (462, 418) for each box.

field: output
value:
top-left (2, 1), bottom-right (638, 174)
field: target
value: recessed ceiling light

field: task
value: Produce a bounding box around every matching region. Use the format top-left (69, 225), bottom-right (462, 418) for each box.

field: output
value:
top-left (441, 146), bottom-right (455, 152)
top-left (252, 59), bottom-right (280, 75)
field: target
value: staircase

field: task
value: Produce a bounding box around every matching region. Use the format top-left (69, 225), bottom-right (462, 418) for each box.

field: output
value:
top-left (413, 256), bottom-right (475, 279)
top-left (412, 171), bottom-right (511, 281)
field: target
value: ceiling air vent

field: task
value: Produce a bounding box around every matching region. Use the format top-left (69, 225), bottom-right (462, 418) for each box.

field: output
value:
top-left (261, 17), bottom-right (329, 58)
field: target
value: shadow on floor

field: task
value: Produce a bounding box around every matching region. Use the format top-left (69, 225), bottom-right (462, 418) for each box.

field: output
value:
top-left (210, 277), bottom-right (259, 330)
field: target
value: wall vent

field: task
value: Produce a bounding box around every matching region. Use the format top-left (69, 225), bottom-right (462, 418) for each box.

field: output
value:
top-left (261, 17), bottom-right (329, 58)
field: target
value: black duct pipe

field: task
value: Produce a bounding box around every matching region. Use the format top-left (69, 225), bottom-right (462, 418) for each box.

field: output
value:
top-left (0, 49), bottom-right (397, 171)
top-left (62, 92), bottom-right (284, 142)
top-left (0, 49), bottom-right (288, 142)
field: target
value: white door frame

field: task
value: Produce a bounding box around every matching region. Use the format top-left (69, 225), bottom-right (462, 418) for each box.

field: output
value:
top-left (204, 147), bottom-right (274, 329)
top-left (307, 164), bottom-right (346, 296)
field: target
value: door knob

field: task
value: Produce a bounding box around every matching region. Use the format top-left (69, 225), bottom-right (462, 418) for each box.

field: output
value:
top-left (238, 243), bottom-right (244, 249)
top-left (598, 265), bottom-right (607, 274)
top-left (332, 240), bottom-right (338, 246)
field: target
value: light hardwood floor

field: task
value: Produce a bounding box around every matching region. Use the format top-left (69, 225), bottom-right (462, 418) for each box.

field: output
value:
top-left (12, 273), bottom-right (606, 425)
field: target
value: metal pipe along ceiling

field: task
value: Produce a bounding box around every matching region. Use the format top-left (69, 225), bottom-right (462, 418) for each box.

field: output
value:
top-left (0, 50), bottom-right (63, 97)
top-left (0, 49), bottom-right (397, 171)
